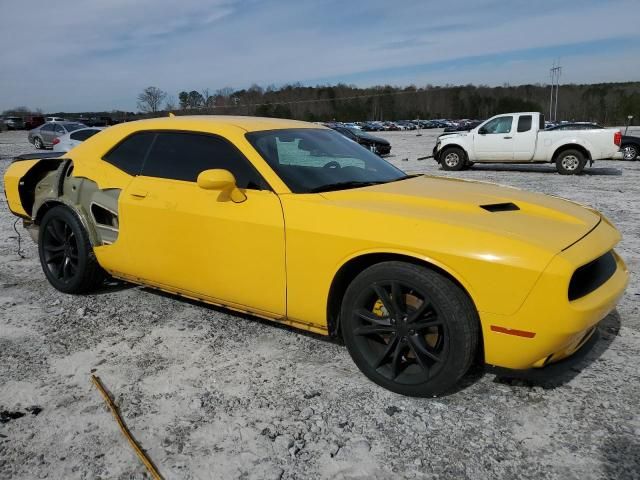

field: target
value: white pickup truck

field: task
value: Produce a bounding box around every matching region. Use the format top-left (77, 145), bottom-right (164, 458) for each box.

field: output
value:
top-left (433, 112), bottom-right (622, 174)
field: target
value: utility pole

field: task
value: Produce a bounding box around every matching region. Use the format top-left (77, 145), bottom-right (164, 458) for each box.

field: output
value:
top-left (549, 61), bottom-right (562, 122)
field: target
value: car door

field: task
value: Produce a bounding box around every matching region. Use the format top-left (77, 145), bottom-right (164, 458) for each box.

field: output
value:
top-left (115, 131), bottom-right (286, 317)
top-left (512, 114), bottom-right (537, 161)
top-left (473, 115), bottom-right (514, 160)
top-left (40, 124), bottom-right (55, 144)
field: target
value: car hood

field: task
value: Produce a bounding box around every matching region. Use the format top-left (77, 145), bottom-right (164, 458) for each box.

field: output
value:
top-left (320, 175), bottom-right (600, 252)
top-left (437, 131), bottom-right (470, 140)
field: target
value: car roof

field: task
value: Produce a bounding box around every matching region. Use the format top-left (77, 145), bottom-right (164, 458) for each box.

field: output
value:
top-left (121, 115), bottom-right (324, 133)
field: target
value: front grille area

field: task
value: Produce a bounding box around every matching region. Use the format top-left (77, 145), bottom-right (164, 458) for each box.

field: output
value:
top-left (568, 251), bottom-right (617, 301)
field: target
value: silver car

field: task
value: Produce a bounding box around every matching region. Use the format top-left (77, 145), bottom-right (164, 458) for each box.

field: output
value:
top-left (53, 127), bottom-right (104, 152)
top-left (28, 122), bottom-right (86, 149)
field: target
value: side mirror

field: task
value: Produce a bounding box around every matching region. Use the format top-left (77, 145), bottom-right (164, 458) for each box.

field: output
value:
top-left (197, 169), bottom-right (246, 203)
top-left (478, 127), bottom-right (487, 135)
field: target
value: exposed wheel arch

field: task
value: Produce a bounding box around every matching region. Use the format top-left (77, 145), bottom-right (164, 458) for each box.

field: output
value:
top-left (326, 252), bottom-right (478, 333)
top-left (552, 144), bottom-right (591, 164)
top-left (34, 200), bottom-right (99, 247)
top-left (34, 200), bottom-right (67, 225)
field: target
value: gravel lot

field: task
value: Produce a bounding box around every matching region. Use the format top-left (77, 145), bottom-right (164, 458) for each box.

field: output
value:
top-left (1, 128), bottom-right (639, 480)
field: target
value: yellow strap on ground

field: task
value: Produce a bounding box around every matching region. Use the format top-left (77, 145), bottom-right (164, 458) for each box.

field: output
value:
top-left (91, 375), bottom-right (163, 480)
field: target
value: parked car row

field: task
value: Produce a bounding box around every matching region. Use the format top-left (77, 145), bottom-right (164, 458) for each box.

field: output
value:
top-left (27, 121), bottom-right (105, 151)
top-left (322, 118), bottom-right (487, 133)
top-left (330, 125), bottom-right (391, 156)
top-left (1, 115), bottom-right (120, 131)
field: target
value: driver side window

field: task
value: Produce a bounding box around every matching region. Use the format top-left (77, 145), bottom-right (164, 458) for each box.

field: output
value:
top-left (482, 116), bottom-right (513, 134)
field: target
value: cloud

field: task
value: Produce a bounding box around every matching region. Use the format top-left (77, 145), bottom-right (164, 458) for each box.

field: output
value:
top-left (0, 0), bottom-right (638, 112)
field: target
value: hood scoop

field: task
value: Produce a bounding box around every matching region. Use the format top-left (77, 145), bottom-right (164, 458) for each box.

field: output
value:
top-left (480, 202), bottom-right (520, 212)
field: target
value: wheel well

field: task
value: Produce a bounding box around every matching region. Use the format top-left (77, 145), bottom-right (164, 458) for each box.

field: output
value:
top-left (438, 144), bottom-right (468, 163)
top-left (326, 253), bottom-right (477, 335)
top-left (552, 144), bottom-right (591, 163)
top-left (34, 200), bottom-right (65, 225)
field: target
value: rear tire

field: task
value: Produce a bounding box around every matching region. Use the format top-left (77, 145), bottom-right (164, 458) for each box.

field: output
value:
top-left (440, 147), bottom-right (466, 171)
top-left (621, 144), bottom-right (639, 161)
top-left (340, 261), bottom-right (479, 397)
top-left (38, 206), bottom-right (105, 294)
top-left (33, 137), bottom-right (43, 149)
top-left (555, 149), bottom-right (586, 175)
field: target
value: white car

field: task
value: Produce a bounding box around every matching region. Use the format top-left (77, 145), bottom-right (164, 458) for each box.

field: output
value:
top-left (45, 116), bottom-right (65, 122)
top-left (433, 112), bottom-right (621, 174)
top-left (53, 127), bottom-right (104, 152)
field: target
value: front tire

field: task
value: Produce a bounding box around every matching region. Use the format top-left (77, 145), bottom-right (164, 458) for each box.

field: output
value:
top-left (555, 149), bottom-right (586, 175)
top-left (341, 262), bottom-right (479, 397)
top-left (33, 137), bottom-right (43, 149)
top-left (621, 144), bottom-right (638, 161)
top-left (440, 147), bottom-right (466, 171)
top-left (38, 206), bottom-right (105, 294)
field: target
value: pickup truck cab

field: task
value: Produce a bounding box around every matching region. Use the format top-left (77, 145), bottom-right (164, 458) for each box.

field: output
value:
top-left (433, 112), bottom-right (622, 174)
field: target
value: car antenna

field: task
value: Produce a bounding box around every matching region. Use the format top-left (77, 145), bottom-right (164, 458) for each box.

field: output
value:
top-left (168, 112), bottom-right (175, 118)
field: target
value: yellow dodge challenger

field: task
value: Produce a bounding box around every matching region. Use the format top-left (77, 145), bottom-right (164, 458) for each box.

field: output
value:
top-left (4, 116), bottom-right (628, 396)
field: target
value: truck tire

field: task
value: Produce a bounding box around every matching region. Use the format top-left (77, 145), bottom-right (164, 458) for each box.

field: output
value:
top-left (440, 147), bottom-right (466, 171)
top-left (621, 144), bottom-right (639, 161)
top-left (555, 149), bottom-right (586, 175)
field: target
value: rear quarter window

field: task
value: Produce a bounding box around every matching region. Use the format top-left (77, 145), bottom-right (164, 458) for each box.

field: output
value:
top-left (70, 129), bottom-right (100, 141)
top-left (103, 131), bottom-right (156, 175)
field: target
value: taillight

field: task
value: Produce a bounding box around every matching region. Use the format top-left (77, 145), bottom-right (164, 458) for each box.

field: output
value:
top-left (52, 137), bottom-right (60, 145)
top-left (614, 131), bottom-right (622, 147)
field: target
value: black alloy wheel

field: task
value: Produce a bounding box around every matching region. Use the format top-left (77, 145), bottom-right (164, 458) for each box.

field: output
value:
top-left (38, 206), bottom-right (105, 293)
top-left (41, 214), bottom-right (80, 283)
top-left (341, 262), bottom-right (479, 397)
top-left (351, 280), bottom-right (447, 382)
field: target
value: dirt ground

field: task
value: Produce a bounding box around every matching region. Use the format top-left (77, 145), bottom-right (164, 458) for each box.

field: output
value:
top-left (1, 128), bottom-right (639, 480)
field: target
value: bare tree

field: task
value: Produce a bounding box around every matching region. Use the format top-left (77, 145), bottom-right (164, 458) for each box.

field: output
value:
top-left (137, 86), bottom-right (167, 114)
top-left (216, 87), bottom-right (234, 99)
top-left (201, 88), bottom-right (215, 108)
top-left (165, 95), bottom-right (177, 111)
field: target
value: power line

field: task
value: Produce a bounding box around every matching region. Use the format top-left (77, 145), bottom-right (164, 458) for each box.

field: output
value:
top-left (549, 60), bottom-right (562, 122)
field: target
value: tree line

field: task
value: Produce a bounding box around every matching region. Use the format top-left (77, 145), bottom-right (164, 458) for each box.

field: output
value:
top-left (136, 81), bottom-right (640, 125)
top-left (7, 81), bottom-right (639, 126)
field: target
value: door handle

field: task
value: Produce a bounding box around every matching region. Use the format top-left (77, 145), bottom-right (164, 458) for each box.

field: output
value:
top-left (129, 189), bottom-right (148, 198)
top-left (503, 136), bottom-right (512, 139)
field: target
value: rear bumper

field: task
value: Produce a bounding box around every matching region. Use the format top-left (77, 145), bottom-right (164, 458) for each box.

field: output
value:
top-left (481, 219), bottom-right (628, 370)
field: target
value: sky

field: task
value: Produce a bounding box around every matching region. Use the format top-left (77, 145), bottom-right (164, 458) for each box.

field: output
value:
top-left (1, 0), bottom-right (639, 112)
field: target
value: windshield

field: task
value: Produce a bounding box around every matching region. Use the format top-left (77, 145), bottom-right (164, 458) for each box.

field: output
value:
top-left (247, 128), bottom-right (406, 193)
